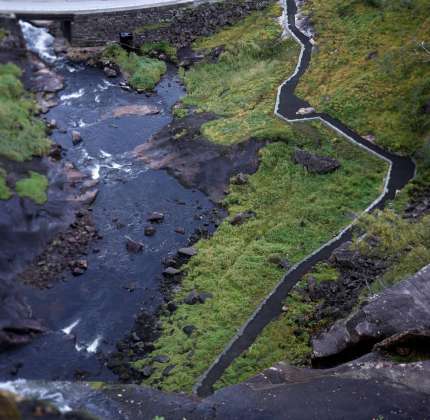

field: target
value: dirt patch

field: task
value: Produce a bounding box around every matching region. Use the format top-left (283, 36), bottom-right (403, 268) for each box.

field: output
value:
top-left (134, 112), bottom-right (267, 202)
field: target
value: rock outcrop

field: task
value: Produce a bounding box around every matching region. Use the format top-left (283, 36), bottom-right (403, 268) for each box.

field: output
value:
top-left (293, 149), bottom-right (341, 174)
top-left (312, 263), bottom-right (430, 362)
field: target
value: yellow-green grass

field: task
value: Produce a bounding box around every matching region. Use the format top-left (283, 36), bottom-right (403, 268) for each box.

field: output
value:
top-left (179, 3), bottom-right (300, 145)
top-left (135, 120), bottom-right (387, 392)
top-left (102, 44), bottom-right (167, 91)
top-left (15, 171), bottom-right (48, 204)
top-left (296, 0), bottom-right (430, 155)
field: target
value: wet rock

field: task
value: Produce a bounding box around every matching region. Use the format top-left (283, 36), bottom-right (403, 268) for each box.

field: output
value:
top-left (230, 210), bottom-right (256, 226)
top-left (104, 66), bottom-right (118, 78)
top-left (69, 259), bottom-right (88, 276)
top-left (312, 264), bottom-right (430, 362)
top-left (293, 149), bottom-right (341, 174)
top-left (73, 189), bottom-right (98, 206)
top-left (183, 325), bottom-right (196, 336)
top-left (47, 119), bottom-right (57, 129)
top-left (48, 143), bottom-right (63, 160)
top-left (296, 107), bottom-right (315, 116)
top-left (231, 172), bottom-right (249, 185)
top-left (111, 105), bottom-right (160, 118)
top-left (163, 267), bottom-right (181, 276)
top-left (175, 227), bottom-right (186, 235)
top-left (144, 226), bottom-right (157, 237)
top-left (147, 212), bottom-right (165, 223)
top-left (163, 364), bottom-right (176, 377)
top-left (178, 246), bottom-right (198, 258)
top-left (184, 290), bottom-right (199, 305)
top-left (125, 237), bottom-right (144, 254)
top-left (142, 365), bottom-right (155, 378)
top-left (71, 130), bottom-right (82, 145)
top-left (153, 355), bottom-right (170, 364)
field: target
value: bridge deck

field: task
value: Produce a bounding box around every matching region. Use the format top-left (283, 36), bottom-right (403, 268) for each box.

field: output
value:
top-left (0, 0), bottom-right (200, 15)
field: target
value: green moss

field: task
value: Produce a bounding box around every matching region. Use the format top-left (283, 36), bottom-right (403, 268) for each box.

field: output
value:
top-left (15, 171), bottom-right (48, 204)
top-left (137, 120), bottom-right (387, 392)
top-left (102, 44), bottom-right (167, 91)
top-left (0, 63), bottom-right (50, 162)
top-left (140, 41), bottom-right (177, 62)
top-left (297, 0), bottom-right (430, 154)
top-left (180, 3), bottom-right (300, 145)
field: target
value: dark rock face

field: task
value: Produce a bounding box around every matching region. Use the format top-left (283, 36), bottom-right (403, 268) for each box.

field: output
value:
top-left (134, 113), bottom-right (267, 202)
top-left (293, 149), bottom-right (341, 174)
top-left (312, 264), bottom-right (430, 362)
top-left (125, 237), bottom-right (144, 254)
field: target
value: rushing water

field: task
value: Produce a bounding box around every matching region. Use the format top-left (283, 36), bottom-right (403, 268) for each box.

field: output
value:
top-left (0, 23), bottom-right (219, 382)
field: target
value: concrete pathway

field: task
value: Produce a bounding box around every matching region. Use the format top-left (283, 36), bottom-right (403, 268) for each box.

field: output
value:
top-left (0, 0), bottom-right (204, 15)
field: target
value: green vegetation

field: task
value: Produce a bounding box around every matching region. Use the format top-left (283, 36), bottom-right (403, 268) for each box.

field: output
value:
top-left (136, 120), bottom-right (386, 392)
top-left (140, 41), bottom-right (177, 62)
top-left (135, 22), bottom-right (170, 33)
top-left (102, 44), bottom-right (167, 91)
top-left (15, 171), bottom-right (48, 204)
top-left (0, 63), bottom-right (50, 161)
top-left (180, 3), bottom-right (300, 145)
top-left (297, 0), bottom-right (430, 155)
top-left (0, 63), bottom-right (51, 203)
top-left (355, 209), bottom-right (430, 296)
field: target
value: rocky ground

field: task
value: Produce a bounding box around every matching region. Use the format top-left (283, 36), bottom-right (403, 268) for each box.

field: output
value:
top-left (134, 112), bottom-right (267, 202)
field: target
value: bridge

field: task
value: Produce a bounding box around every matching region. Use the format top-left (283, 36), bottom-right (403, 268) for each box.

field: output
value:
top-left (0, 0), bottom-right (216, 46)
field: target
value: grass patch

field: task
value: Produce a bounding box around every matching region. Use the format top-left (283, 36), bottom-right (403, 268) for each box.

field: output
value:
top-left (140, 41), bottom-right (177, 62)
top-left (102, 44), bottom-right (167, 91)
top-left (136, 121), bottom-right (387, 392)
top-left (179, 3), bottom-right (300, 145)
top-left (135, 22), bottom-right (171, 33)
top-left (15, 171), bottom-right (48, 204)
top-left (296, 0), bottom-right (430, 155)
top-left (0, 63), bottom-right (50, 162)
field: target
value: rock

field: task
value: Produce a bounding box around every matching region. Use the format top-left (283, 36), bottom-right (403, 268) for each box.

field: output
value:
top-left (366, 51), bottom-right (378, 60)
top-left (47, 119), bottom-right (57, 129)
top-left (163, 267), bottom-right (181, 276)
top-left (363, 134), bottom-right (376, 143)
top-left (183, 325), bottom-right (196, 336)
top-left (198, 291), bottom-right (213, 303)
top-left (144, 226), bottom-right (157, 237)
top-left (167, 301), bottom-right (178, 312)
top-left (153, 355), bottom-right (170, 364)
top-left (163, 365), bottom-right (176, 377)
top-left (147, 212), bottom-right (165, 223)
top-left (184, 290), bottom-right (199, 305)
top-left (48, 144), bottom-right (63, 160)
top-left (312, 264), bottom-right (430, 362)
top-left (231, 173), bottom-right (249, 185)
top-left (296, 107), bottom-right (315, 116)
top-left (293, 149), bottom-right (341, 174)
top-left (104, 66), bottom-right (117, 78)
top-left (230, 210), bottom-right (256, 226)
top-left (73, 189), bottom-right (98, 206)
top-left (142, 365), bottom-right (155, 378)
top-left (125, 237), bottom-right (144, 254)
top-left (71, 130), bottom-right (82, 145)
top-left (111, 105), bottom-right (160, 118)
top-left (175, 227), bottom-right (186, 235)
top-left (70, 259), bottom-right (88, 276)
top-left (178, 247), bottom-right (198, 258)
top-left (373, 329), bottom-right (430, 357)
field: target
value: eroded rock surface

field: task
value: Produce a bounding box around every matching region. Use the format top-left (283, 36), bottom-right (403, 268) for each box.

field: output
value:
top-left (293, 148), bottom-right (341, 174)
top-left (312, 263), bottom-right (430, 362)
top-left (134, 113), bottom-right (267, 202)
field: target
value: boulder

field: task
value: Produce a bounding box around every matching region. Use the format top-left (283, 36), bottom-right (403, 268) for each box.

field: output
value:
top-left (312, 264), bottom-right (430, 361)
top-left (125, 237), bottom-right (144, 254)
top-left (163, 267), bottom-right (181, 276)
top-left (71, 130), bottom-right (82, 145)
top-left (184, 290), bottom-right (199, 305)
top-left (144, 226), bottom-right (157, 237)
top-left (104, 66), bottom-right (118, 78)
top-left (293, 149), bottom-right (340, 174)
top-left (296, 107), bottom-right (315, 116)
top-left (183, 325), bottom-right (196, 336)
top-left (178, 247), bottom-right (198, 258)
top-left (230, 210), bottom-right (256, 226)
top-left (69, 259), bottom-right (88, 276)
top-left (147, 212), bottom-right (165, 223)
top-left (231, 173), bottom-right (249, 185)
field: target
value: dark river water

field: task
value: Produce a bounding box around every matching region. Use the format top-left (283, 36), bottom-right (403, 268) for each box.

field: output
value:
top-left (0, 26), bottom-right (218, 382)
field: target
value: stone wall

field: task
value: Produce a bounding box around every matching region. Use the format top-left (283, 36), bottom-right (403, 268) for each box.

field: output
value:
top-left (70, 0), bottom-right (274, 47)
